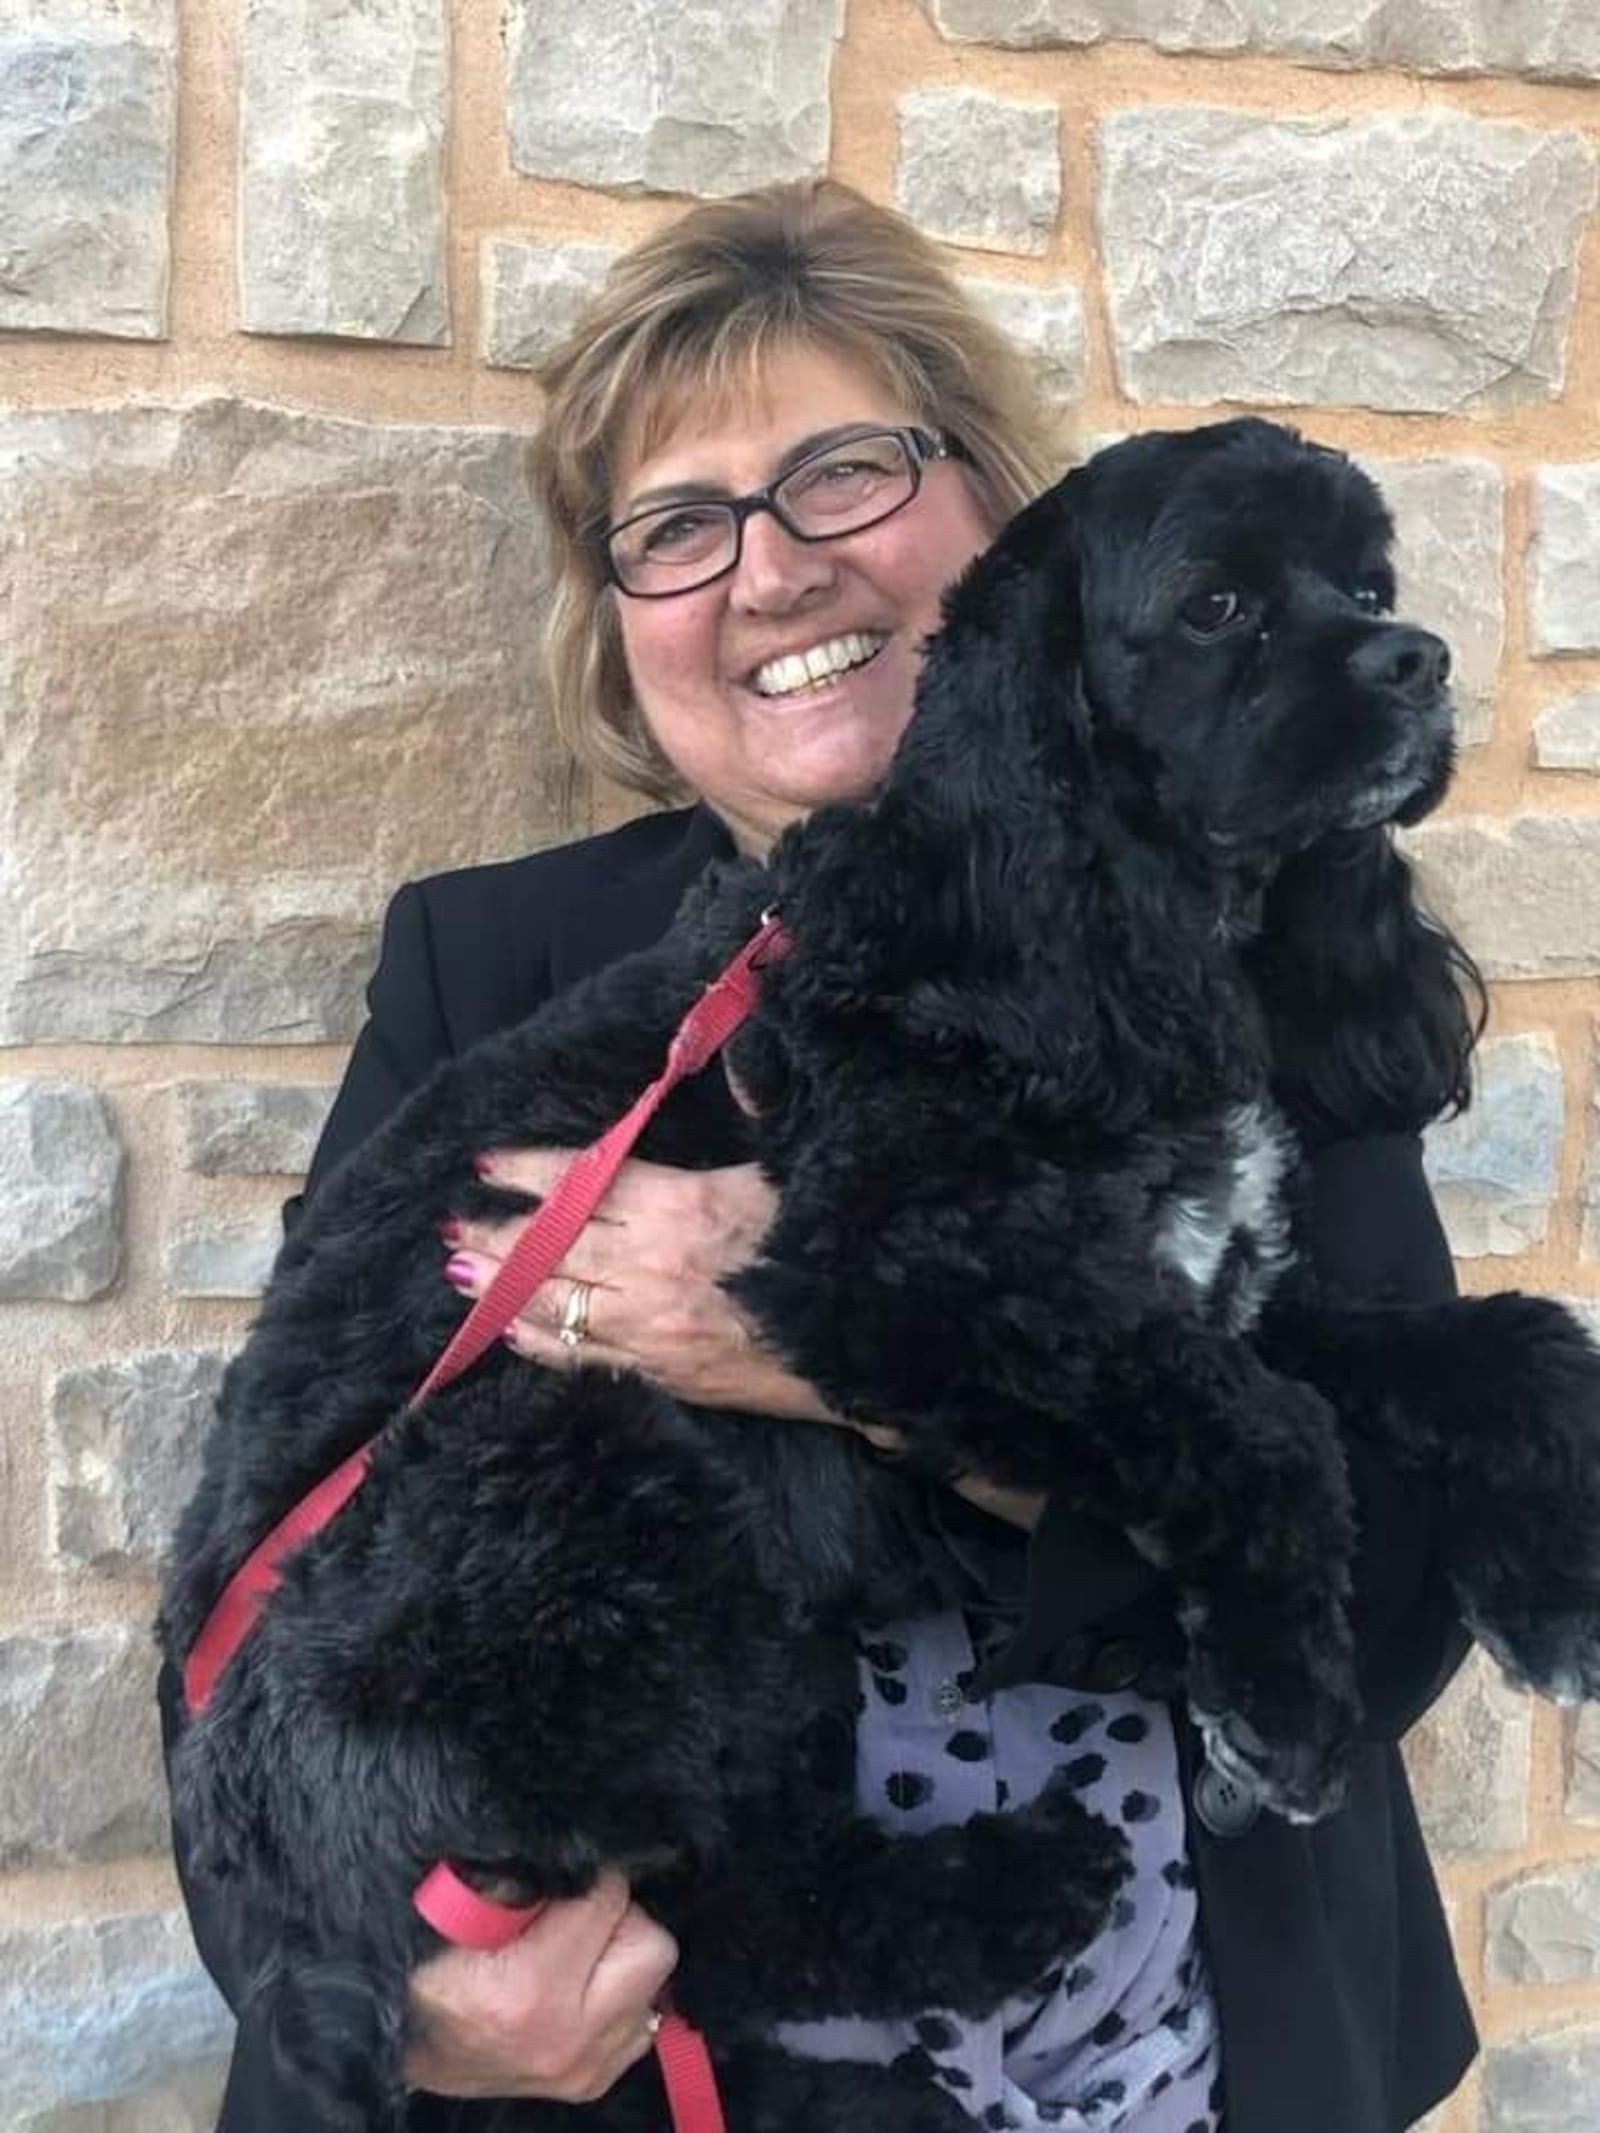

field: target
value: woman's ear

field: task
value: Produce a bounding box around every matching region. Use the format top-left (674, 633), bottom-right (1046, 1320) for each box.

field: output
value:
top-left (1243, 827), bottom-right (1486, 1145)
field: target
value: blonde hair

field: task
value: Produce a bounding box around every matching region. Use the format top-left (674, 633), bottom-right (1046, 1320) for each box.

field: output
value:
top-left (529, 179), bottom-right (1068, 804)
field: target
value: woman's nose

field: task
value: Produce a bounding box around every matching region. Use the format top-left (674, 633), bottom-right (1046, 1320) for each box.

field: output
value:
top-left (731, 506), bottom-right (837, 610)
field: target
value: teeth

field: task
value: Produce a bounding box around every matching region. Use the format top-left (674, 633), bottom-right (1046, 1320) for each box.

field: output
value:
top-left (753, 632), bottom-right (885, 698)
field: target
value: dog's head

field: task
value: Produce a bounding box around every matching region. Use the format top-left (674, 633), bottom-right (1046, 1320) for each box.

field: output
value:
top-left (920, 418), bottom-right (1455, 869)
top-left (879, 419), bottom-right (1482, 1140)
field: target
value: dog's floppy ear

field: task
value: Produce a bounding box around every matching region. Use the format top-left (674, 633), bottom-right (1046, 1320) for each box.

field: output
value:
top-left (1242, 828), bottom-right (1485, 1144)
top-left (886, 468), bottom-right (1091, 830)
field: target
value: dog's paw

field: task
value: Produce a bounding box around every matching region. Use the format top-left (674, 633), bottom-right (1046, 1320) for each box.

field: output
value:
top-left (1469, 1607), bottom-right (1600, 1709)
top-left (1183, 1610), bottom-right (1359, 1825)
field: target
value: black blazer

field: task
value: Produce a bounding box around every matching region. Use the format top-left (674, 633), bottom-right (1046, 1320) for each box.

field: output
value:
top-left (165, 805), bottom-right (1477, 2133)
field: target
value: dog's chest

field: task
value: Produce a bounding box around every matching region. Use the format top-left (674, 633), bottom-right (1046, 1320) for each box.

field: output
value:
top-left (1150, 1103), bottom-right (1295, 1332)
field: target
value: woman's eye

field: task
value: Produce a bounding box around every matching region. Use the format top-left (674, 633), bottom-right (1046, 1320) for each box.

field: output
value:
top-left (640, 510), bottom-right (717, 556)
top-left (1178, 588), bottom-right (1243, 637)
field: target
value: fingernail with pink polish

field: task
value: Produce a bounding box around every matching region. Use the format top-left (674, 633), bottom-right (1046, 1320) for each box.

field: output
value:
top-left (472, 1152), bottom-right (497, 1180)
top-left (444, 1255), bottom-right (476, 1291)
top-left (438, 1218), bottom-right (463, 1247)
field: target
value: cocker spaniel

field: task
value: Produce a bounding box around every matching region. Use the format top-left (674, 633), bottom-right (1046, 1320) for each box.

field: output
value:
top-left (160, 418), bottom-right (1600, 2130)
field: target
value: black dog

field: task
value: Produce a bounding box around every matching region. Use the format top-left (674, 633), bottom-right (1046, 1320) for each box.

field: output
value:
top-left (160, 419), bottom-right (1600, 2129)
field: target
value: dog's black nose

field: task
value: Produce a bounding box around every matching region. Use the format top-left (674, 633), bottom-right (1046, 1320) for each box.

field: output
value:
top-left (1348, 626), bottom-right (1451, 702)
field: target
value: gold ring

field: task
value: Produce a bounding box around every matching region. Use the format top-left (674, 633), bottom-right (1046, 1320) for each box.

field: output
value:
top-left (645, 2008), bottom-right (664, 2040)
top-left (558, 1280), bottom-right (594, 1351)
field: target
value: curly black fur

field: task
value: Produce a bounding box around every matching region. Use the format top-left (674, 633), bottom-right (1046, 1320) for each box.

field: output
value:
top-left (160, 419), bottom-right (1600, 2129)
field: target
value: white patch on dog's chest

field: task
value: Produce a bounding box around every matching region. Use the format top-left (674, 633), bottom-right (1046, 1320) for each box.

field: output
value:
top-left (1152, 1103), bottom-right (1295, 1330)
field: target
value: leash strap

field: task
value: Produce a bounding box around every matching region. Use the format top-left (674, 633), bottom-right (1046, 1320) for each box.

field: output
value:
top-left (183, 913), bottom-right (790, 2133)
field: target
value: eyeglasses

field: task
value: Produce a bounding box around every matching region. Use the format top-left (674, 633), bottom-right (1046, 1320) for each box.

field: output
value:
top-left (600, 426), bottom-right (961, 599)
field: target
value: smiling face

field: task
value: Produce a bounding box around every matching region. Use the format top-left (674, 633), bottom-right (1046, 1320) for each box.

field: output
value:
top-left (608, 341), bottom-right (997, 854)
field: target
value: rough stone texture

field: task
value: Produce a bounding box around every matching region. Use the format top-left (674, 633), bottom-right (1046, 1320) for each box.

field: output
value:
top-left (505, 0), bottom-right (842, 198)
top-left (0, 1630), bottom-right (165, 1869)
top-left (1529, 466), bottom-right (1600, 656)
top-left (961, 276), bottom-right (1086, 402)
top-left (0, 1913), bottom-right (230, 2124)
top-left (1483, 2027), bottom-right (1600, 2129)
top-left (1422, 1033), bottom-right (1564, 1258)
top-left (481, 238), bottom-right (619, 373)
top-left (164, 1218), bottom-right (280, 1300)
top-left (1583, 1049), bottom-right (1600, 1265)
top-left (47, 1349), bottom-right (225, 1575)
top-left (896, 89), bottom-right (1061, 256)
top-left (1403, 1647), bottom-right (1531, 1857)
top-left (1490, 1863), bottom-right (1600, 1984)
top-left (1405, 817), bottom-right (1600, 981)
top-left (1362, 457), bottom-right (1503, 748)
top-left (1533, 694), bottom-right (1600, 770)
top-left (1570, 1703), bottom-right (1600, 1824)
top-left (10, 2059), bottom-right (228, 2133)
top-left (0, 399), bottom-right (574, 1045)
top-left (1099, 110), bottom-right (1596, 412)
top-left (918, 0), bottom-right (1600, 81)
top-left (0, 1084), bottom-right (124, 1301)
top-left (0, 0), bottom-right (175, 339)
top-left (176, 1082), bottom-right (333, 1176)
top-left (239, 0), bottom-right (448, 343)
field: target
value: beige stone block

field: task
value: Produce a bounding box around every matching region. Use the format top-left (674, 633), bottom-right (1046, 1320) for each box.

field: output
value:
top-left (0, 1913), bottom-right (230, 2124)
top-left (919, 0), bottom-right (1600, 80)
top-left (1403, 1647), bottom-right (1530, 1857)
top-left (0, 399), bottom-right (578, 1044)
top-left (0, 1629), bottom-right (166, 1868)
top-left (896, 89), bottom-right (1061, 257)
top-left (0, 0), bottom-right (176, 339)
top-left (481, 238), bottom-right (619, 373)
top-left (505, 0), bottom-right (842, 197)
top-left (1533, 693), bottom-right (1600, 769)
top-left (1362, 458), bottom-right (1503, 748)
top-left (961, 276), bottom-right (1086, 403)
top-left (239, 0), bottom-right (448, 343)
top-left (1405, 816), bottom-right (1600, 981)
top-left (1099, 111), bottom-right (1596, 412)
top-left (176, 1082), bottom-right (333, 1176)
top-left (1529, 466), bottom-right (1600, 657)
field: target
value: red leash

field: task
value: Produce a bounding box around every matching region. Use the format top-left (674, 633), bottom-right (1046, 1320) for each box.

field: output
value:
top-left (184, 912), bottom-right (792, 2133)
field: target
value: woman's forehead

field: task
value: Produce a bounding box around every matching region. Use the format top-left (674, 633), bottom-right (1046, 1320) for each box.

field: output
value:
top-left (612, 338), bottom-right (916, 500)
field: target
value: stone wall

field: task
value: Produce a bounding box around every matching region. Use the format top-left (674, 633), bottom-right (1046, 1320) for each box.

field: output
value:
top-left (2, 2), bottom-right (1599, 2126)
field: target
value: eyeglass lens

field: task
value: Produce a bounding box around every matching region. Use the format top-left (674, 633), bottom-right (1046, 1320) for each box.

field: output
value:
top-left (609, 431), bottom-right (922, 594)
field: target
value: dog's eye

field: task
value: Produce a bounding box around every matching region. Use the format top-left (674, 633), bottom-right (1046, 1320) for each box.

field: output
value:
top-left (1352, 580), bottom-right (1390, 615)
top-left (1178, 588), bottom-right (1242, 638)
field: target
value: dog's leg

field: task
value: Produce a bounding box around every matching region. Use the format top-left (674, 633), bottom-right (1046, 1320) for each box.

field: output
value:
top-left (659, 1774), bottom-right (1127, 2033)
top-left (1259, 1291), bottom-right (1600, 1706)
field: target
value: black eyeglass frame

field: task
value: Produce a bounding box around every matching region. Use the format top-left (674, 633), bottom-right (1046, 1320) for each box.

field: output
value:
top-left (598, 425), bottom-right (963, 599)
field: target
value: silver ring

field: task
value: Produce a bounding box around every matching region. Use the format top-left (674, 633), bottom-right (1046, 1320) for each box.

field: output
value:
top-left (644, 2008), bottom-right (664, 2040)
top-left (558, 1279), bottom-right (594, 1351)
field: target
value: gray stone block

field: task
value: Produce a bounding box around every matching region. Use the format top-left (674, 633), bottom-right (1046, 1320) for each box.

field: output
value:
top-left (1099, 110), bottom-right (1595, 412)
top-left (481, 238), bottom-right (619, 373)
top-left (1422, 1033), bottom-right (1563, 1257)
top-left (176, 1081), bottom-right (333, 1176)
top-left (1361, 457), bottom-right (1503, 748)
top-left (0, 1913), bottom-right (230, 2123)
top-left (0, 1629), bottom-right (165, 1869)
top-left (960, 276), bottom-right (1086, 402)
top-left (1483, 2025), bottom-right (1600, 2128)
top-left (1570, 1702), bottom-right (1600, 1824)
top-left (1490, 1862), bottom-right (1600, 1983)
top-left (918, 0), bottom-right (1600, 81)
top-left (505, 0), bottom-right (842, 197)
top-left (1403, 1647), bottom-right (1530, 1857)
top-left (48, 1349), bottom-right (226, 1574)
top-left (1529, 466), bottom-right (1600, 656)
top-left (1533, 693), bottom-right (1600, 769)
top-left (8, 2057), bottom-right (228, 2131)
top-left (1406, 816), bottom-right (1600, 980)
top-left (0, 1), bottom-right (175, 339)
top-left (164, 1217), bottom-right (280, 1300)
top-left (0, 399), bottom-right (575, 1044)
top-left (0, 1083), bottom-right (124, 1301)
top-left (896, 89), bottom-right (1060, 257)
top-left (240, 0), bottom-right (448, 343)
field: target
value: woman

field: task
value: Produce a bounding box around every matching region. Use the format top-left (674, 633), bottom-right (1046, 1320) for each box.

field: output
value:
top-left (163, 179), bottom-right (1477, 2131)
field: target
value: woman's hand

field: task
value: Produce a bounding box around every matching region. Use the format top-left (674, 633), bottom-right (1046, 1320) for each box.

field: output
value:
top-left (406, 1872), bottom-right (678, 2101)
top-left (442, 1149), bottom-right (1044, 1531)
